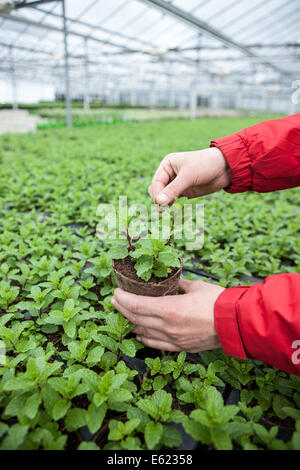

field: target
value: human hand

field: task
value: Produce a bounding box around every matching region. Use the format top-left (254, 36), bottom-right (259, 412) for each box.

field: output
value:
top-left (111, 279), bottom-right (225, 353)
top-left (148, 147), bottom-right (231, 206)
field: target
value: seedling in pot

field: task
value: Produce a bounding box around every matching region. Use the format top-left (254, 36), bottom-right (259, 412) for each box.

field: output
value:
top-left (110, 215), bottom-right (183, 296)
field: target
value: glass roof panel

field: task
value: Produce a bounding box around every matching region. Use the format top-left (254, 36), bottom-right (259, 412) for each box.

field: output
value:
top-left (0, 0), bottom-right (299, 93)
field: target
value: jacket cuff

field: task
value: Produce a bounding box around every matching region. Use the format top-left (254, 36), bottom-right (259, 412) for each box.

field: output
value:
top-left (214, 287), bottom-right (249, 360)
top-left (210, 134), bottom-right (252, 193)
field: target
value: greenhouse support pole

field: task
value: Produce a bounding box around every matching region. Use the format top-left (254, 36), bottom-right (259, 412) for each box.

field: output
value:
top-left (150, 84), bottom-right (157, 108)
top-left (62, 0), bottom-right (72, 128)
top-left (83, 38), bottom-right (90, 110)
top-left (190, 87), bottom-right (197, 120)
top-left (167, 65), bottom-right (175, 108)
top-left (190, 34), bottom-right (202, 120)
top-left (10, 46), bottom-right (18, 110)
top-left (130, 89), bottom-right (137, 107)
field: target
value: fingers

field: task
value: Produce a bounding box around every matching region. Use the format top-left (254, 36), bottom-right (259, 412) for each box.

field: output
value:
top-left (113, 288), bottom-right (174, 318)
top-left (133, 326), bottom-right (171, 342)
top-left (149, 158), bottom-right (176, 204)
top-left (151, 166), bottom-right (172, 203)
top-left (157, 173), bottom-right (191, 206)
top-left (111, 297), bottom-right (162, 330)
top-left (136, 336), bottom-right (181, 352)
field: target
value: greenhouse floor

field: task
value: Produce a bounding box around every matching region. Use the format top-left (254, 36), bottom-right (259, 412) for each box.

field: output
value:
top-left (0, 110), bottom-right (46, 135)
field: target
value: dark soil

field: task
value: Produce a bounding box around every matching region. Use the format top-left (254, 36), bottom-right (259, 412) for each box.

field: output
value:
top-left (113, 256), bottom-right (183, 297)
top-left (114, 256), bottom-right (178, 284)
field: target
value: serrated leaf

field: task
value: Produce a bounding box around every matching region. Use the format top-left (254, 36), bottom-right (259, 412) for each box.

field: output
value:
top-left (273, 395), bottom-right (292, 420)
top-left (109, 389), bottom-right (132, 403)
top-left (119, 339), bottom-right (137, 357)
top-left (153, 375), bottom-right (167, 391)
top-left (52, 399), bottom-right (71, 421)
top-left (87, 403), bottom-right (107, 434)
top-left (110, 246), bottom-right (128, 260)
top-left (137, 398), bottom-right (159, 420)
top-left (161, 425), bottom-right (182, 448)
top-left (0, 424), bottom-right (28, 450)
top-left (24, 391), bottom-right (42, 419)
top-left (86, 346), bottom-right (105, 367)
top-left (144, 421), bottom-right (163, 449)
top-left (65, 408), bottom-right (86, 431)
top-left (158, 250), bottom-right (181, 268)
top-left (135, 256), bottom-right (153, 281)
top-left (211, 429), bottom-right (233, 450)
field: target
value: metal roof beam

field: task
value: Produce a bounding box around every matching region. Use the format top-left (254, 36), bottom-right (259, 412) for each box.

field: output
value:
top-left (14, 0), bottom-right (59, 9)
top-left (171, 43), bottom-right (300, 52)
top-left (0, 12), bottom-right (142, 52)
top-left (138, 0), bottom-right (294, 78)
top-left (0, 11), bottom-right (198, 67)
top-left (32, 5), bottom-right (155, 49)
top-left (138, 0), bottom-right (255, 56)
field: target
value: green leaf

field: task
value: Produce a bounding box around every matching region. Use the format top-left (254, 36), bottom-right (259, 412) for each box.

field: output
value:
top-left (153, 375), bottom-right (167, 391)
top-left (211, 429), bottom-right (233, 450)
top-left (52, 399), bottom-right (71, 421)
top-left (183, 419), bottom-right (211, 445)
top-left (272, 395), bottom-right (291, 420)
top-left (109, 389), bottom-right (132, 403)
top-left (24, 391), bottom-right (42, 419)
top-left (78, 442), bottom-right (100, 450)
top-left (119, 339), bottom-right (137, 357)
top-left (135, 256), bottom-right (153, 281)
top-left (281, 406), bottom-right (300, 420)
top-left (0, 424), bottom-right (28, 450)
top-left (65, 408), bottom-right (87, 431)
top-left (4, 393), bottom-right (28, 418)
top-left (158, 250), bottom-right (181, 268)
top-left (86, 346), bottom-right (105, 367)
top-left (124, 418), bottom-right (140, 435)
top-left (137, 398), bottom-right (159, 420)
top-left (63, 319), bottom-right (76, 339)
top-left (110, 246), bottom-right (128, 260)
top-left (111, 373), bottom-right (128, 390)
top-left (87, 403), bottom-right (107, 434)
top-left (161, 425), bottom-right (183, 448)
top-left (0, 423), bottom-right (8, 439)
top-left (144, 421), bottom-right (163, 449)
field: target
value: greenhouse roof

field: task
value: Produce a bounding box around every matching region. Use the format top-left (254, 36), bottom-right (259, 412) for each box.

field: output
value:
top-left (0, 0), bottom-right (299, 89)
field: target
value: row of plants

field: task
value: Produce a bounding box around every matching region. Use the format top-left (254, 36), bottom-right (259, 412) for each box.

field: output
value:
top-left (32, 108), bottom-right (213, 126)
top-left (0, 117), bottom-right (299, 450)
top-left (0, 102), bottom-right (151, 111)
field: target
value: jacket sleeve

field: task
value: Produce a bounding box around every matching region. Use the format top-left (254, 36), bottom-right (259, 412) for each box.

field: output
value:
top-left (210, 115), bottom-right (300, 376)
top-left (214, 274), bottom-right (300, 376)
top-left (210, 114), bottom-right (300, 193)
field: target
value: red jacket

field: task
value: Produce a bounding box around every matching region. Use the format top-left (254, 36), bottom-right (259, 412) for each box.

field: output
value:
top-left (210, 114), bottom-right (300, 376)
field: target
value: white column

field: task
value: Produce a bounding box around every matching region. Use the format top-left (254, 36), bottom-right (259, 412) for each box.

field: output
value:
top-left (10, 47), bottom-right (18, 110)
top-left (130, 88), bottom-right (137, 106)
top-left (190, 86), bottom-right (197, 120)
top-left (150, 84), bottom-right (157, 108)
top-left (83, 39), bottom-right (90, 110)
top-left (62, 0), bottom-right (72, 127)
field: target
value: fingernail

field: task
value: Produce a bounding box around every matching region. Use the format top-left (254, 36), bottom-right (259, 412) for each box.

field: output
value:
top-left (110, 297), bottom-right (116, 306)
top-left (157, 193), bottom-right (168, 204)
top-left (136, 336), bottom-right (141, 342)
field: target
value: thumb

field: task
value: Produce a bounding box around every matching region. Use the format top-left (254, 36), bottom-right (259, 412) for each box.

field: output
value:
top-left (178, 278), bottom-right (198, 294)
top-left (157, 173), bottom-right (190, 206)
